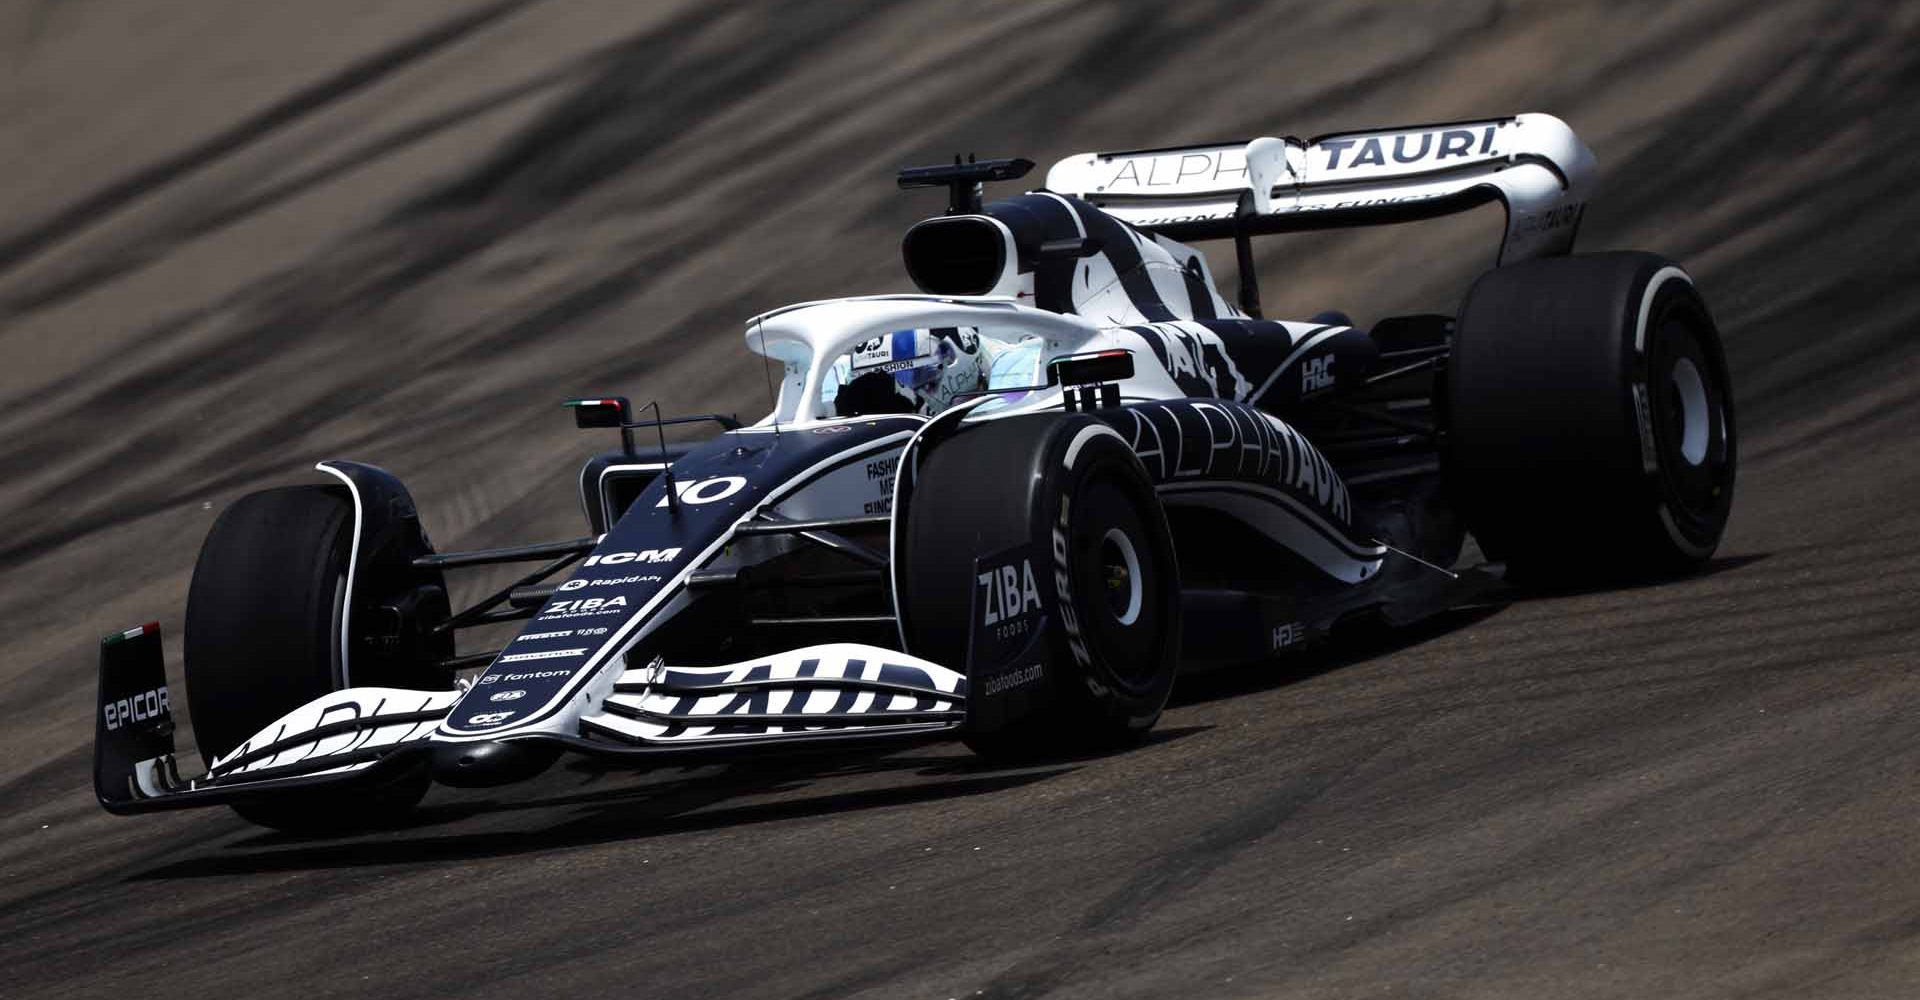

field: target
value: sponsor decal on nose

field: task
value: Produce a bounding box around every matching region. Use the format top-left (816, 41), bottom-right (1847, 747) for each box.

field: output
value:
top-left (497, 648), bottom-right (588, 663)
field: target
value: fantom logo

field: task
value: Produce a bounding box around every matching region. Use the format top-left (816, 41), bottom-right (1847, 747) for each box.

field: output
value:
top-left (480, 669), bottom-right (573, 684)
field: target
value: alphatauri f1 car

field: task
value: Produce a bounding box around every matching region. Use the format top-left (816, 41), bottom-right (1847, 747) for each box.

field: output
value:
top-left (96, 114), bottom-right (1735, 831)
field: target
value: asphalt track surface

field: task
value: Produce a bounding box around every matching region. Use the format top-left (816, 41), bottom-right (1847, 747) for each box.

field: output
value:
top-left (4, 2), bottom-right (1920, 997)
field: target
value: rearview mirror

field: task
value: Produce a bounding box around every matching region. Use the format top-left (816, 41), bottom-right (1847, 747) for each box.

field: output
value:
top-left (564, 397), bottom-right (630, 429)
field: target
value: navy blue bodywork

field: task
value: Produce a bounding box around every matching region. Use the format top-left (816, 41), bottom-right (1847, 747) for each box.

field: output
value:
top-left (441, 417), bottom-right (920, 741)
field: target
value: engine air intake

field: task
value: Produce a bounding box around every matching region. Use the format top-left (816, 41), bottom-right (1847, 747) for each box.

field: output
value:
top-left (901, 215), bottom-right (1016, 297)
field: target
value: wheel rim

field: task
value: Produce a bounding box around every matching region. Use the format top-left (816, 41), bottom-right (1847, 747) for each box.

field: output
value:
top-left (1099, 528), bottom-right (1144, 626)
top-left (1669, 357), bottom-right (1710, 466)
top-left (1069, 476), bottom-right (1166, 692)
top-left (1649, 313), bottom-right (1735, 535)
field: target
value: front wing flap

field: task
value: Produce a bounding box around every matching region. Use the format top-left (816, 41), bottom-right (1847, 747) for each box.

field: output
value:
top-left (96, 629), bottom-right (967, 814)
top-left (582, 644), bottom-right (967, 746)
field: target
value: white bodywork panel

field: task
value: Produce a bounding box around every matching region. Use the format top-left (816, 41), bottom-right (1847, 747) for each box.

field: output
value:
top-left (207, 644), bottom-right (967, 770)
top-left (206, 687), bottom-right (461, 777)
top-left (1044, 113), bottom-right (1595, 265)
top-left (582, 642), bottom-right (966, 744)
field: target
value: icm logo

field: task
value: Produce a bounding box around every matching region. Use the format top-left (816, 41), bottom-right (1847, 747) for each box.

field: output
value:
top-left (1302, 356), bottom-right (1335, 392)
top-left (489, 689), bottom-right (526, 702)
top-left (655, 476), bottom-right (748, 507)
top-left (466, 711), bottom-right (516, 726)
top-left (102, 687), bottom-right (170, 731)
top-left (582, 548), bottom-right (680, 567)
top-left (979, 559), bottom-right (1043, 626)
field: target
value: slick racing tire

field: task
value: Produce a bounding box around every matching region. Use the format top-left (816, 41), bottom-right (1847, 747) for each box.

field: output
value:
top-left (900, 413), bottom-right (1181, 761)
top-left (1445, 252), bottom-right (1736, 585)
top-left (185, 485), bottom-right (429, 832)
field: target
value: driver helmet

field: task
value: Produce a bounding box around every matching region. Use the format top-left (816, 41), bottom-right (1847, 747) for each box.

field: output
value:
top-left (830, 327), bottom-right (990, 417)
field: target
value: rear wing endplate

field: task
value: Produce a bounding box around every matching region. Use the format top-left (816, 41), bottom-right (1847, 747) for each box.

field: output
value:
top-left (1044, 113), bottom-right (1595, 265)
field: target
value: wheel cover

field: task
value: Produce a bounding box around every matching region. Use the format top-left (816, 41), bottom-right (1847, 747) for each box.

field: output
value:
top-left (1099, 528), bottom-right (1144, 626)
top-left (1669, 357), bottom-right (1711, 466)
top-left (1648, 312), bottom-right (1735, 538)
top-left (1068, 476), bottom-right (1167, 692)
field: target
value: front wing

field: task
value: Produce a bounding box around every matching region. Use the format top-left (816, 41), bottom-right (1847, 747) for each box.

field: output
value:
top-left (94, 624), bottom-right (967, 814)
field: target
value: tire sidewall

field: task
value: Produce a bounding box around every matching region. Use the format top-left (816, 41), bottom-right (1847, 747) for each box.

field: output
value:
top-left (1446, 251), bottom-right (1737, 579)
top-left (900, 413), bottom-right (1181, 751)
top-left (1630, 272), bottom-right (1737, 560)
top-left (185, 486), bottom-right (355, 759)
top-left (1029, 422), bottom-right (1180, 734)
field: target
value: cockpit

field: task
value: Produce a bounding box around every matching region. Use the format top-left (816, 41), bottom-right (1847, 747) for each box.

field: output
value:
top-left (820, 327), bottom-right (1044, 418)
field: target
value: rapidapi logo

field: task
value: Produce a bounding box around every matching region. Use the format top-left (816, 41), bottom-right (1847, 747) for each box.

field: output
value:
top-left (559, 574), bottom-right (662, 591)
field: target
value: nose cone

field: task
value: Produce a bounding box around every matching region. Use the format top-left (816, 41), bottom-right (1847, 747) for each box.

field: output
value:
top-left (431, 740), bottom-right (560, 787)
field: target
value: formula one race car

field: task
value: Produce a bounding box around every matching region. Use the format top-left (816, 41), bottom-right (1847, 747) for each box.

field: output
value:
top-left (95, 114), bottom-right (1735, 831)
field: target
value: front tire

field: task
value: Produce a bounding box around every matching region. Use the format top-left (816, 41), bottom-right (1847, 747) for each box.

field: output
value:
top-left (899, 414), bottom-right (1181, 761)
top-left (184, 485), bottom-right (429, 831)
top-left (1445, 252), bottom-right (1737, 584)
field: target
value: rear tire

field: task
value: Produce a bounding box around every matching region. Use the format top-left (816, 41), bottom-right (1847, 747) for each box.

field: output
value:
top-left (185, 485), bottom-right (429, 832)
top-left (900, 414), bottom-right (1181, 761)
top-left (1445, 252), bottom-right (1736, 585)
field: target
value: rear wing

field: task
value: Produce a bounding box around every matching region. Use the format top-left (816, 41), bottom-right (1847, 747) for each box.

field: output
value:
top-left (1044, 113), bottom-right (1595, 265)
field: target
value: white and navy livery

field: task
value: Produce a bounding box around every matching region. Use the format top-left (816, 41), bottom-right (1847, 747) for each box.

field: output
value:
top-left (93, 113), bottom-right (1736, 830)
